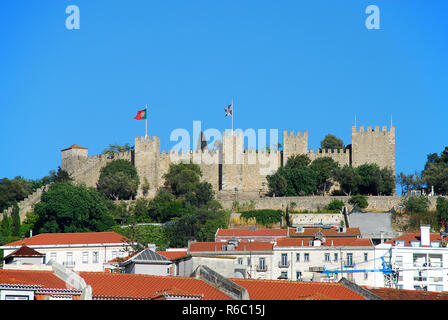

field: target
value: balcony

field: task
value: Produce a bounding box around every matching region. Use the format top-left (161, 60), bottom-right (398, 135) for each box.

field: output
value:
top-left (343, 261), bottom-right (355, 268)
top-left (278, 261), bottom-right (290, 268)
top-left (256, 265), bottom-right (267, 272)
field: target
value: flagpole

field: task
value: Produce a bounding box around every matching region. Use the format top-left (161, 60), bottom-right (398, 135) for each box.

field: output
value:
top-left (232, 99), bottom-right (234, 135)
top-left (145, 104), bottom-right (148, 138)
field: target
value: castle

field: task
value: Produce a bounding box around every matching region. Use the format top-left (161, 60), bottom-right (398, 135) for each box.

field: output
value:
top-left (61, 125), bottom-right (395, 197)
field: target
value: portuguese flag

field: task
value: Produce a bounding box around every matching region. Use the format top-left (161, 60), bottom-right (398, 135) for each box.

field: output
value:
top-left (134, 108), bottom-right (147, 120)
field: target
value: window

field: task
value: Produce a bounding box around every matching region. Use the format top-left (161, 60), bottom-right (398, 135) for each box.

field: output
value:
top-left (324, 253), bottom-right (330, 262)
top-left (346, 253), bottom-right (353, 266)
top-left (50, 252), bottom-right (57, 262)
top-left (364, 272), bottom-right (369, 280)
top-left (259, 257), bottom-right (266, 270)
top-left (364, 253), bottom-right (368, 262)
top-left (82, 252), bottom-right (88, 264)
top-left (281, 253), bottom-right (288, 266)
top-left (304, 253), bottom-right (309, 262)
top-left (296, 271), bottom-right (302, 280)
top-left (67, 252), bottom-right (73, 263)
top-left (334, 253), bottom-right (338, 261)
top-left (247, 258), bottom-right (251, 266)
top-left (296, 253), bottom-right (300, 262)
top-left (93, 251), bottom-right (99, 263)
top-left (238, 258), bottom-right (243, 265)
top-left (112, 251), bottom-right (117, 260)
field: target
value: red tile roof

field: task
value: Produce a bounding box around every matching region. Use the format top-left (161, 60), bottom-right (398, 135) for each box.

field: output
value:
top-left (79, 272), bottom-right (233, 300)
top-left (3, 232), bottom-right (131, 247)
top-left (363, 286), bottom-right (448, 300)
top-left (216, 228), bottom-right (288, 238)
top-left (61, 144), bottom-right (88, 151)
top-left (0, 269), bottom-right (74, 290)
top-left (287, 227), bottom-right (361, 238)
top-left (156, 250), bottom-right (188, 260)
top-left (4, 245), bottom-right (45, 259)
top-left (275, 237), bottom-right (372, 247)
top-left (189, 241), bottom-right (273, 252)
top-left (232, 278), bottom-right (366, 300)
top-left (385, 233), bottom-right (443, 246)
top-left (152, 288), bottom-right (203, 300)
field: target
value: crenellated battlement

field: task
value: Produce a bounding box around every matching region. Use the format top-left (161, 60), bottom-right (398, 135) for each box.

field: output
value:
top-left (283, 130), bottom-right (308, 137)
top-left (308, 148), bottom-right (349, 154)
top-left (62, 125), bottom-right (395, 195)
top-left (352, 125), bottom-right (395, 133)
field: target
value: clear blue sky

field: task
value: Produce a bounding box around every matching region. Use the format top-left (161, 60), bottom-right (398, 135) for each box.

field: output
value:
top-left (1, 0), bottom-right (447, 181)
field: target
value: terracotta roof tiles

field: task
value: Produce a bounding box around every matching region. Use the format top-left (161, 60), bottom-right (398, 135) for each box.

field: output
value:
top-left (0, 269), bottom-right (74, 290)
top-left (232, 278), bottom-right (366, 300)
top-left (189, 241), bottom-right (273, 252)
top-left (3, 232), bottom-right (131, 247)
top-left (79, 272), bottom-right (233, 300)
top-left (364, 286), bottom-right (448, 300)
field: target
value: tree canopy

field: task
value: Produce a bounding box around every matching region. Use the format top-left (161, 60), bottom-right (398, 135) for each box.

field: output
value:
top-left (97, 159), bottom-right (140, 200)
top-left (34, 182), bottom-right (115, 233)
top-left (320, 134), bottom-right (344, 150)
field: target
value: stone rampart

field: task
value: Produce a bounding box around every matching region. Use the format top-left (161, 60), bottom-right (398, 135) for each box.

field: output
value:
top-left (218, 195), bottom-right (440, 212)
top-left (1, 184), bottom-right (51, 222)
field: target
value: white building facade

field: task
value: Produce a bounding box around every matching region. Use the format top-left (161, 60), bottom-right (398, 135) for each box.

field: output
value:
top-left (374, 225), bottom-right (448, 292)
top-left (1, 232), bottom-right (133, 272)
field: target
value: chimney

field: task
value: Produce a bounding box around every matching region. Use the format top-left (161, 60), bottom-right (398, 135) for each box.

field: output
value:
top-left (30, 229), bottom-right (33, 237)
top-left (420, 225), bottom-right (430, 247)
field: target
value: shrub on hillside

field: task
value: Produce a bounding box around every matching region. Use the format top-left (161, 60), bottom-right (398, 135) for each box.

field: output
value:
top-left (348, 194), bottom-right (368, 209)
top-left (240, 209), bottom-right (283, 227)
top-left (326, 199), bottom-right (345, 212)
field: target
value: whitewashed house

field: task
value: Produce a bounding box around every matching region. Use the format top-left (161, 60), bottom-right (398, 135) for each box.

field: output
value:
top-left (0, 232), bottom-right (133, 272)
top-left (374, 225), bottom-right (448, 292)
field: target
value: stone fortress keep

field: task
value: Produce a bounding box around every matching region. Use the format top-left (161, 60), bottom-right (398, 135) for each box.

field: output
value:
top-left (61, 125), bottom-right (395, 197)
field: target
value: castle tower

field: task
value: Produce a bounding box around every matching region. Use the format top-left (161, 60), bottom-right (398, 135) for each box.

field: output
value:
top-left (61, 144), bottom-right (88, 174)
top-left (221, 131), bottom-right (244, 191)
top-left (282, 131), bottom-right (308, 166)
top-left (134, 136), bottom-right (161, 190)
top-left (351, 125), bottom-right (395, 174)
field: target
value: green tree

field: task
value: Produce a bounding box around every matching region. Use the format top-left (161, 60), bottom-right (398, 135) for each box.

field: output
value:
top-left (11, 203), bottom-right (21, 237)
top-left (266, 172), bottom-right (288, 196)
top-left (309, 157), bottom-right (339, 195)
top-left (320, 134), bottom-right (344, 150)
top-left (422, 147), bottom-right (448, 195)
top-left (348, 194), bottom-right (368, 209)
top-left (402, 196), bottom-right (430, 213)
top-left (97, 159), bottom-right (140, 200)
top-left (49, 166), bottom-right (73, 183)
top-left (326, 199), bottom-right (345, 212)
top-left (397, 172), bottom-right (423, 195)
top-left (142, 177), bottom-right (150, 196)
top-left (334, 165), bottom-right (360, 196)
top-left (0, 177), bottom-right (33, 212)
top-left (34, 182), bottom-right (115, 233)
top-left (436, 197), bottom-right (448, 231)
top-left (285, 154), bottom-right (311, 169)
top-left (1, 214), bottom-right (11, 238)
top-left (103, 143), bottom-right (133, 156)
top-left (163, 162), bottom-right (202, 197)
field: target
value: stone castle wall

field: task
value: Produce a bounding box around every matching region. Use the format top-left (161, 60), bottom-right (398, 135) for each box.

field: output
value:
top-left (217, 196), bottom-right (440, 212)
top-left (61, 125), bottom-right (396, 196)
top-left (1, 185), bottom-right (51, 222)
